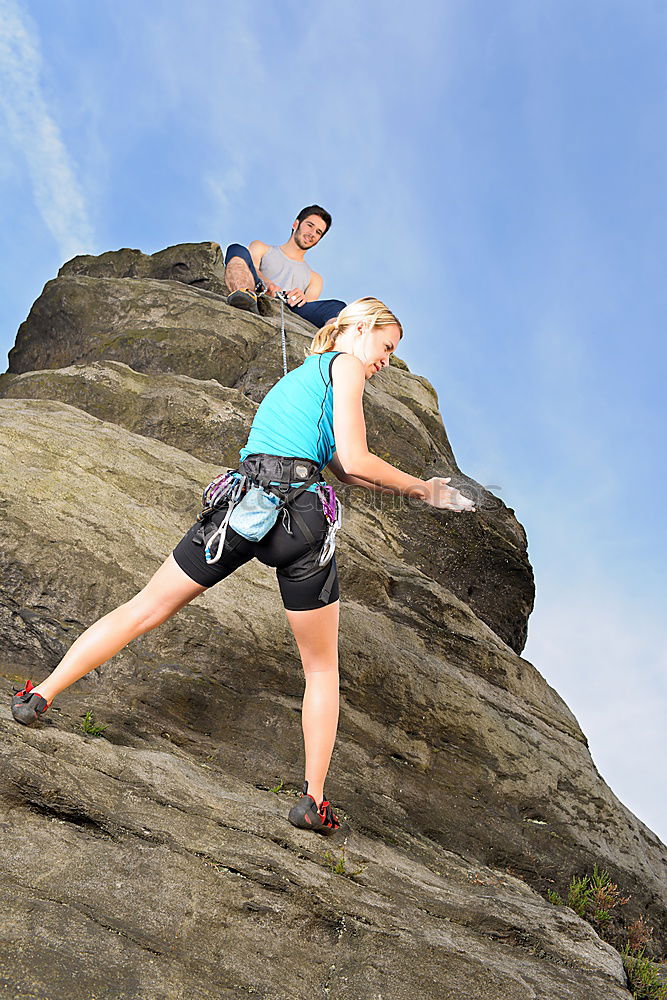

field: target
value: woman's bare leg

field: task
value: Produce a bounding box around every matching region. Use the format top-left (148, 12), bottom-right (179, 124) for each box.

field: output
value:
top-left (284, 600), bottom-right (340, 806)
top-left (32, 554), bottom-right (206, 705)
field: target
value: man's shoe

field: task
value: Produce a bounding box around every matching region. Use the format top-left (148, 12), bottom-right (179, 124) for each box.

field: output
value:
top-left (288, 781), bottom-right (340, 836)
top-left (11, 680), bottom-right (51, 726)
top-left (226, 289), bottom-right (259, 314)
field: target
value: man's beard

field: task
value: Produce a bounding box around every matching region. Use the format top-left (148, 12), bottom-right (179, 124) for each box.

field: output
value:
top-left (293, 228), bottom-right (314, 250)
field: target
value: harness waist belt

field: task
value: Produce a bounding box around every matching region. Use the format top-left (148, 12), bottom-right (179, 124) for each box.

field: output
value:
top-left (240, 453), bottom-right (322, 494)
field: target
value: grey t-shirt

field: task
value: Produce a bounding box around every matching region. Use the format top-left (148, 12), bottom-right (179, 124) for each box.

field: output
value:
top-left (260, 246), bottom-right (312, 293)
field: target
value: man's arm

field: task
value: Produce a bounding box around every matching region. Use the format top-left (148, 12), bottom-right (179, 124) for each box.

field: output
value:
top-left (304, 271), bottom-right (323, 302)
top-left (248, 240), bottom-right (281, 296)
top-left (284, 271), bottom-right (323, 308)
top-left (248, 240), bottom-right (269, 272)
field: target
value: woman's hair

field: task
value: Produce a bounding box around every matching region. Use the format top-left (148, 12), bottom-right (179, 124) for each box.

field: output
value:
top-left (309, 297), bottom-right (403, 355)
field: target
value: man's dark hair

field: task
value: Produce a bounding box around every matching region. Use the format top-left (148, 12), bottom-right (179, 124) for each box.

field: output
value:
top-left (295, 204), bottom-right (332, 235)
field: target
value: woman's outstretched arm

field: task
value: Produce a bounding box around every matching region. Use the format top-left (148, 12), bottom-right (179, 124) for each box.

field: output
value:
top-left (332, 353), bottom-right (426, 495)
top-left (331, 353), bottom-right (474, 511)
top-left (327, 451), bottom-right (403, 494)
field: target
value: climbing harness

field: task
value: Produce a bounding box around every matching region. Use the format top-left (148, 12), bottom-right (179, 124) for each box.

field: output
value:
top-left (194, 454), bottom-right (342, 603)
top-left (201, 471), bottom-right (246, 564)
top-left (315, 482), bottom-right (342, 566)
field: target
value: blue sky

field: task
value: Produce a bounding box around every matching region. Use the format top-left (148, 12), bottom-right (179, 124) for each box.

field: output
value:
top-left (1, 0), bottom-right (665, 844)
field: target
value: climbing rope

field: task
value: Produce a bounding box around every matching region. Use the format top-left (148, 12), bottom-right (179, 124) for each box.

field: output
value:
top-left (259, 284), bottom-right (287, 375)
top-left (279, 292), bottom-right (288, 376)
top-left (258, 285), bottom-right (288, 376)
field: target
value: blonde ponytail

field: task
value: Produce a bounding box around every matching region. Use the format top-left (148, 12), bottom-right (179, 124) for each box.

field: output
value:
top-left (308, 297), bottom-right (402, 355)
top-left (310, 317), bottom-right (342, 354)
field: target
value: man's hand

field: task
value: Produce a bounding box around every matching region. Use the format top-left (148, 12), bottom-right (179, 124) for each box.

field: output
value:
top-left (285, 287), bottom-right (307, 308)
top-left (424, 477), bottom-right (476, 512)
top-left (263, 280), bottom-right (282, 298)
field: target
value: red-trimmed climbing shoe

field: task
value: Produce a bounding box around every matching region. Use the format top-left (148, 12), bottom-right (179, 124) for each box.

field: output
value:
top-left (11, 680), bottom-right (52, 726)
top-left (288, 781), bottom-right (340, 836)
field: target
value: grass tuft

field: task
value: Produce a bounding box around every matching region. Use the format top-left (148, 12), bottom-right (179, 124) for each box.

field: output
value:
top-left (621, 944), bottom-right (667, 999)
top-left (322, 847), bottom-right (365, 878)
top-left (80, 710), bottom-right (107, 736)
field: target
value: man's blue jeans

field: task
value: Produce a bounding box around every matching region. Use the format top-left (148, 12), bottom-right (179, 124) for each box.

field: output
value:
top-left (225, 244), bottom-right (346, 330)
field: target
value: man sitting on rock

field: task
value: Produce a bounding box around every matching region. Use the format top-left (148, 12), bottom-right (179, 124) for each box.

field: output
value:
top-left (223, 205), bottom-right (346, 330)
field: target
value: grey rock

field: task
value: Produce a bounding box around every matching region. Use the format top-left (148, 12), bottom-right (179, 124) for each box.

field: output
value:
top-left (0, 720), bottom-right (632, 1000)
top-left (0, 401), bottom-right (665, 987)
top-left (4, 267), bottom-right (532, 650)
top-left (2, 243), bottom-right (665, 998)
top-left (0, 360), bottom-right (257, 469)
top-left (59, 240), bottom-right (231, 297)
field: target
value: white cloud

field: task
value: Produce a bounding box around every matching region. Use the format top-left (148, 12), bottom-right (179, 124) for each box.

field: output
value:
top-left (96, 1), bottom-right (445, 293)
top-left (0, 0), bottom-right (95, 260)
top-left (204, 156), bottom-right (250, 234)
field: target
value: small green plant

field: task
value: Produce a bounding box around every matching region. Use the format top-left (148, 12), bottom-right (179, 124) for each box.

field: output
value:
top-left (80, 711), bottom-right (107, 736)
top-left (564, 864), bottom-right (629, 929)
top-left (546, 865), bottom-right (666, 997)
top-left (621, 943), bottom-right (667, 1000)
top-left (322, 847), bottom-right (365, 878)
top-left (269, 779), bottom-right (284, 794)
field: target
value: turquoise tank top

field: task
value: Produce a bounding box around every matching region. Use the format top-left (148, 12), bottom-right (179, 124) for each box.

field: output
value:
top-left (239, 351), bottom-right (341, 492)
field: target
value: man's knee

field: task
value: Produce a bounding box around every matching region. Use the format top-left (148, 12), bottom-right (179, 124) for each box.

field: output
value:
top-left (292, 299), bottom-right (346, 329)
top-left (225, 243), bottom-right (250, 265)
top-left (325, 299), bottom-right (346, 317)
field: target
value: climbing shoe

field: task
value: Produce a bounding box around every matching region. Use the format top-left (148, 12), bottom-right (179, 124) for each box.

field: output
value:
top-left (288, 781), bottom-right (340, 836)
top-left (226, 289), bottom-right (259, 314)
top-left (11, 680), bottom-right (51, 726)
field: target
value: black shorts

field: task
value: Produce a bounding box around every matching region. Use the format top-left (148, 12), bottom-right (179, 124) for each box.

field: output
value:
top-left (172, 490), bottom-right (339, 611)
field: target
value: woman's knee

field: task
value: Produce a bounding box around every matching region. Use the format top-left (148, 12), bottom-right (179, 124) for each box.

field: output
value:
top-left (302, 658), bottom-right (339, 676)
top-left (119, 593), bottom-right (173, 634)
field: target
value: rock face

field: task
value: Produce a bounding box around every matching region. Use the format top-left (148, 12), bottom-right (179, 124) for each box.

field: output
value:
top-left (1, 244), bottom-right (665, 1000)
top-left (0, 361), bottom-right (257, 469)
top-left (5, 251), bottom-right (532, 651)
top-left (58, 240), bottom-right (231, 296)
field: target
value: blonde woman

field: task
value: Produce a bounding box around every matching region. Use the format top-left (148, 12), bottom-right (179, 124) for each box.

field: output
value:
top-left (11, 297), bottom-right (475, 835)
